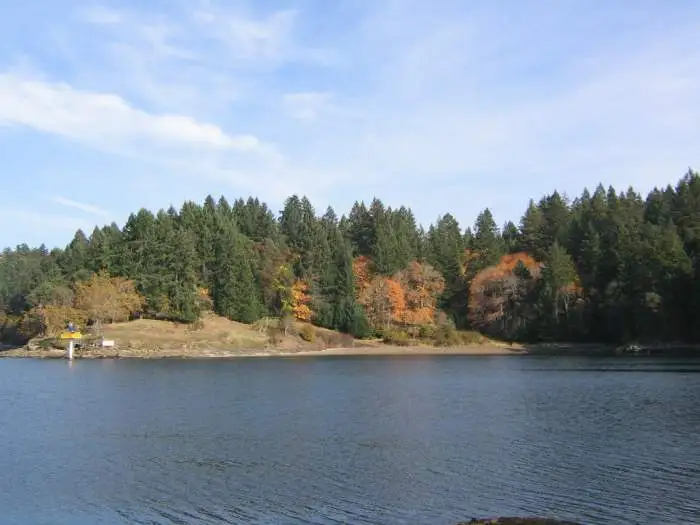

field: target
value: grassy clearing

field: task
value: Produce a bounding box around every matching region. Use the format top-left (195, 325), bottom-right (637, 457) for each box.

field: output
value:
top-left (101, 313), bottom-right (270, 353)
top-left (90, 314), bottom-right (368, 356)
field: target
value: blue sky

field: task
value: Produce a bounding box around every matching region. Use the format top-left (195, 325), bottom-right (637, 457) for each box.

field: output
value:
top-left (1, 0), bottom-right (699, 248)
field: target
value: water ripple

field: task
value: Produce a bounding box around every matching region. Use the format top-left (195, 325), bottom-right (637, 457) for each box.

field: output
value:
top-left (1, 357), bottom-right (700, 524)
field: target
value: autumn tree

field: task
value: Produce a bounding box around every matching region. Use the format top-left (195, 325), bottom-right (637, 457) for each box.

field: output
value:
top-left (35, 305), bottom-right (88, 336)
top-left (6, 169), bottom-right (700, 347)
top-left (291, 280), bottom-right (313, 321)
top-left (352, 255), bottom-right (374, 298)
top-left (74, 271), bottom-right (144, 327)
top-left (394, 261), bottom-right (445, 325)
top-left (468, 253), bottom-right (541, 339)
top-left (359, 277), bottom-right (406, 330)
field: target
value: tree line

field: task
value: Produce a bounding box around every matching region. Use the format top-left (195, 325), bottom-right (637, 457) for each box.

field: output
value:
top-left (1, 170), bottom-right (699, 345)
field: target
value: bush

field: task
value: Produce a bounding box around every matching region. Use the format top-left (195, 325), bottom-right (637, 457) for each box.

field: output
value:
top-left (459, 331), bottom-right (485, 345)
top-left (382, 329), bottom-right (410, 346)
top-left (38, 338), bottom-right (56, 350)
top-left (266, 326), bottom-right (282, 346)
top-left (318, 331), bottom-right (355, 348)
top-left (432, 321), bottom-right (461, 347)
top-left (348, 306), bottom-right (372, 338)
top-left (418, 324), bottom-right (436, 339)
top-left (299, 324), bottom-right (316, 342)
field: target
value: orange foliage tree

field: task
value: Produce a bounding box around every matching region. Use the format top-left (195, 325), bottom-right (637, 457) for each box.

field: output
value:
top-left (394, 261), bottom-right (445, 325)
top-left (291, 280), bottom-right (313, 321)
top-left (468, 252), bottom-right (542, 338)
top-left (358, 276), bottom-right (406, 330)
top-left (352, 255), bottom-right (374, 297)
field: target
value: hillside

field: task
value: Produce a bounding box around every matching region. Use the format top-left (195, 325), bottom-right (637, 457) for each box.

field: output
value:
top-left (2, 170), bottom-right (700, 349)
top-left (1, 313), bottom-right (524, 359)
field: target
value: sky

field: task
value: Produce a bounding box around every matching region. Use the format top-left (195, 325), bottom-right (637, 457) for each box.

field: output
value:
top-left (1, 0), bottom-right (699, 249)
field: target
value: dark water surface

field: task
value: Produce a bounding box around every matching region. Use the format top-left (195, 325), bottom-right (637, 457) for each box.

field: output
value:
top-left (1, 356), bottom-right (699, 525)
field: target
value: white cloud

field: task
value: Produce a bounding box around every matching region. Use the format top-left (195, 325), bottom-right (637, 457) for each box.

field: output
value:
top-left (3, 0), bottom-right (700, 244)
top-left (265, 2), bottom-right (700, 222)
top-left (0, 73), bottom-right (263, 152)
top-left (49, 196), bottom-right (111, 218)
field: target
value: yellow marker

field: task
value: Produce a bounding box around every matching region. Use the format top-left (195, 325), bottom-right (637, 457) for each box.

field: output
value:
top-left (59, 331), bottom-right (83, 340)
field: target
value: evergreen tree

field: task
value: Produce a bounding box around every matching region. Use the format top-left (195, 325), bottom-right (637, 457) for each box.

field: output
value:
top-left (211, 222), bottom-right (262, 324)
top-left (4, 169), bottom-right (700, 346)
top-left (473, 208), bottom-right (504, 269)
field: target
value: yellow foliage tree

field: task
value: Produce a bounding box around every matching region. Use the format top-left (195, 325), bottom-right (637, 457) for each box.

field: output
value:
top-left (41, 305), bottom-right (88, 336)
top-left (74, 271), bottom-right (144, 327)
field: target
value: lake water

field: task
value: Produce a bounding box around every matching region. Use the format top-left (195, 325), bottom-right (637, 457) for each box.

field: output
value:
top-left (1, 356), bottom-right (699, 525)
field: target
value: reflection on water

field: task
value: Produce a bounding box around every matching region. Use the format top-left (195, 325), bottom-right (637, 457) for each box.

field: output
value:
top-left (1, 356), bottom-right (699, 524)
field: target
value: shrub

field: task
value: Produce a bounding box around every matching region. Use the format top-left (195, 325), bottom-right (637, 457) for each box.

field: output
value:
top-left (339, 333), bottom-right (355, 348)
top-left (418, 324), bottom-right (436, 339)
top-left (459, 330), bottom-right (485, 345)
top-left (348, 306), bottom-right (372, 338)
top-left (382, 329), bottom-right (410, 346)
top-left (432, 321), bottom-right (461, 347)
top-left (299, 324), bottom-right (316, 342)
top-left (38, 338), bottom-right (55, 350)
top-left (266, 326), bottom-right (282, 346)
top-left (318, 331), bottom-right (355, 348)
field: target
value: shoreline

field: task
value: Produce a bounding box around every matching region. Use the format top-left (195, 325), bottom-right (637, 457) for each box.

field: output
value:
top-left (0, 344), bottom-right (526, 360)
top-left (2, 342), bottom-right (699, 360)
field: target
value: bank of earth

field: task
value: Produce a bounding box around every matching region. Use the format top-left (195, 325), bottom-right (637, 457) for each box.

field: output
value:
top-left (1, 312), bottom-right (531, 359)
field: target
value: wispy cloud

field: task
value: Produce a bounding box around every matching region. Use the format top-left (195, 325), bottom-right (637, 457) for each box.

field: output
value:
top-left (49, 196), bottom-right (111, 218)
top-left (192, 7), bottom-right (297, 62)
top-left (1, 0), bottom-right (700, 249)
top-left (0, 73), bottom-right (265, 153)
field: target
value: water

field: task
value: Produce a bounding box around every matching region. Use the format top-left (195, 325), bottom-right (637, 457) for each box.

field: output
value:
top-left (1, 356), bottom-right (699, 525)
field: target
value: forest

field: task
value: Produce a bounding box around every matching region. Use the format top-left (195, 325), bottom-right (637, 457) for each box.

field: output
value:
top-left (1, 170), bottom-right (699, 347)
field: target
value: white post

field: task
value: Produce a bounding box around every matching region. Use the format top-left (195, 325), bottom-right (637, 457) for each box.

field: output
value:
top-left (67, 340), bottom-right (74, 360)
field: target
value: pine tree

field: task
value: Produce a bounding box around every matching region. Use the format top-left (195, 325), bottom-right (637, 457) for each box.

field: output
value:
top-left (473, 208), bottom-right (504, 269)
top-left (211, 222), bottom-right (263, 324)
